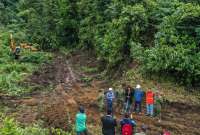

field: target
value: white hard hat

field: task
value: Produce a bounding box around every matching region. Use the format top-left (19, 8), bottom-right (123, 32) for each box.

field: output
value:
top-left (109, 88), bottom-right (113, 91)
top-left (136, 84), bottom-right (141, 89)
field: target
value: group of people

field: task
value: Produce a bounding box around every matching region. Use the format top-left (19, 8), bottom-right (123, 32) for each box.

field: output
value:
top-left (105, 84), bottom-right (162, 118)
top-left (75, 84), bottom-right (170, 135)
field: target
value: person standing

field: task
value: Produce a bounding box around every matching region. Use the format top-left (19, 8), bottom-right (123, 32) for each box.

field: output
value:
top-left (75, 106), bottom-right (88, 135)
top-left (146, 89), bottom-right (154, 117)
top-left (105, 88), bottom-right (115, 113)
top-left (155, 91), bottom-right (163, 122)
top-left (134, 84), bottom-right (144, 114)
top-left (101, 110), bottom-right (117, 135)
top-left (120, 113), bottom-right (136, 135)
top-left (123, 86), bottom-right (134, 114)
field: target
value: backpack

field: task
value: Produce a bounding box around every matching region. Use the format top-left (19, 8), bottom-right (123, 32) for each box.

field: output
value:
top-left (122, 124), bottom-right (133, 135)
top-left (106, 91), bottom-right (114, 101)
top-left (163, 131), bottom-right (171, 135)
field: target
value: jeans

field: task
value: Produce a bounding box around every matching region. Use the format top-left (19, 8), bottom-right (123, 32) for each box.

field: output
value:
top-left (107, 100), bottom-right (113, 113)
top-left (134, 101), bottom-right (142, 113)
top-left (124, 100), bottom-right (131, 113)
top-left (146, 104), bottom-right (154, 116)
top-left (77, 129), bottom-right (88, 135)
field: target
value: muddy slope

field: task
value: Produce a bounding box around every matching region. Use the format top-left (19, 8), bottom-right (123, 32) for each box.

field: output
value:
top-left (2, 52), bottom-right (200, 135)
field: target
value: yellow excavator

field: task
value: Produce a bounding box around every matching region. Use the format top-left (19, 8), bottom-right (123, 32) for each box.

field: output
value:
top-left (10, 34), bottom-right (38, 59)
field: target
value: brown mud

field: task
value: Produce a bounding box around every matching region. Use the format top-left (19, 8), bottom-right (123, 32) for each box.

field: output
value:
top-left (1, 52), bottom-right (200, 135)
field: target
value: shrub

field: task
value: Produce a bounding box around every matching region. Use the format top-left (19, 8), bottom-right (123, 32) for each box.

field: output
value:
top-left (142, 3), bottom-right (200, 85)
top-left (0, 114), bottom-right (73, 135)
top-left (20, 52), bottom-right (52, 64)
top-left (96, 4), bottom-right (148, 68)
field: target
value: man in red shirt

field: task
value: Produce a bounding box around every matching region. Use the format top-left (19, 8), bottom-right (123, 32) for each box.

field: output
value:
top-left (146, 89), bottom-right (154, 117)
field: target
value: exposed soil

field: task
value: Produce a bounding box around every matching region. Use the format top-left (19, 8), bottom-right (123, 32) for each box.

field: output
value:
top-left (1, 51), bottom-right (200, 135)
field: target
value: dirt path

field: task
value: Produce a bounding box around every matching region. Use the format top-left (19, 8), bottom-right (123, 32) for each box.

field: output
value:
top-left (9, 54), bottom-right (101, 127)
top-left (2, 52), bottom-right (200, 135)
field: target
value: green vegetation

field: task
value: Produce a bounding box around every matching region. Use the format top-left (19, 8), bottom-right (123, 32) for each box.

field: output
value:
top-left (141, 2), bottom-right (200, 85)
top-left (1, 0), bottom-right (199, 86)
top-left (0, 29), bottom-right (52, 96)
top-left (80, 76), bottom-right (93, 86)
top-left (1, 0), bottom-right (200, 134)
top-left (81, 66), bottom-right (98, 74)
top-left (0, 114), bottom-right (73, 135)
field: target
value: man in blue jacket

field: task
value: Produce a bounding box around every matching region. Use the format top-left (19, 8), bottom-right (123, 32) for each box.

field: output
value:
top-left (134, 84), bottom-right (144, 114)
top-left (105, 88), bottom-right (115, 113)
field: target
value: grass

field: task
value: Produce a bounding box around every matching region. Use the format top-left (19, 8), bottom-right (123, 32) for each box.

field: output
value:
top-left (0, 30), bottom-right (52, 96)
top-left (0, 114), bottom-right (74, 135)
top-left (80, 76), bottom-right (93, 86)
top-left (81, 66), bottom-right (98, 73)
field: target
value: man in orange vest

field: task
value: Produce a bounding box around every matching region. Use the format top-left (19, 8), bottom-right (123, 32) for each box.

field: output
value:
top-left (146, 89), bottom-right (154, 117)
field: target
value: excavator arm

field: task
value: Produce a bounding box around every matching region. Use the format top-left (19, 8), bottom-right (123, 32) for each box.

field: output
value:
top-left (10, 34), bottom-right (16, 53)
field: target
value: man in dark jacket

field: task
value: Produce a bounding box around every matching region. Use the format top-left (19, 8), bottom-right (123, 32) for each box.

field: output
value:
top-left (123, 86), bottom-right (134, 114)
top-left (101, 110), bottom-right (117, 135)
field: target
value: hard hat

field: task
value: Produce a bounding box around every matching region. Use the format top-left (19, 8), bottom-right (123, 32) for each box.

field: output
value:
top-left (136, 84), bottom-right (141, 89)
top-left (109, 88), bottom-right (113, 91)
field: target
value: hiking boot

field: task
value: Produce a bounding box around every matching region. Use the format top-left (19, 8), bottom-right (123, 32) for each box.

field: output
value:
top-left (150, 115), bottom-right (154, 118)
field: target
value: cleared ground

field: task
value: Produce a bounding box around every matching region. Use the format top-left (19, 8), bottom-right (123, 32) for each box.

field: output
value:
top-left (1, 52), bottom-right (200, 135)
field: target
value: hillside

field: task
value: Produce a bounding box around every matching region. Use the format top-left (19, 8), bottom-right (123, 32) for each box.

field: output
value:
top-left (0, 51), bottom-right (199, 135)
top-left (0, 0), bottom-right (200, 135)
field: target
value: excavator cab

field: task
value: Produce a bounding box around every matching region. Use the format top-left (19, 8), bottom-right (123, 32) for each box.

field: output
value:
top-left (13, 46), bottom-right (21, 59)
top-left (10, 34), bottom-right (38, 59)
top-left (10, 34), bottom-right (21, 59)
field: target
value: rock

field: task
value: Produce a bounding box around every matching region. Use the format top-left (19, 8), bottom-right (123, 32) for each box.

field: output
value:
top-left (67, 98), bottom-right (77, 106)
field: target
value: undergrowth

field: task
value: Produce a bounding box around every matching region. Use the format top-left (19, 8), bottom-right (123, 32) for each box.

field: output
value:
top-left (81, 66), bottom-right (98, 74)
top-left (0, 114), bottom-right (74, 135)
top-left (0, 30), bottom-right (52, 96)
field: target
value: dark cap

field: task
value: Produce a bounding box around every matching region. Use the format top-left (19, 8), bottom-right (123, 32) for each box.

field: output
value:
top-left (125, 113), bottom-right (129, 118)
top-left (79, 106), bottom-right (85, 113)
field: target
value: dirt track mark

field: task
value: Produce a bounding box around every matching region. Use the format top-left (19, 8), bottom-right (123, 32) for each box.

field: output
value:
top-left (9, 53), bottom-right (102, 132)
top-left (2, 52), bottom-right (200, 135)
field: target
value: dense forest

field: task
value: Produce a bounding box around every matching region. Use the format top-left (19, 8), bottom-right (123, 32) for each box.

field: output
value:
top-left (1, 0), bottom-right (200, 86)
top-left (1, 0), bottom-right (200, 135)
